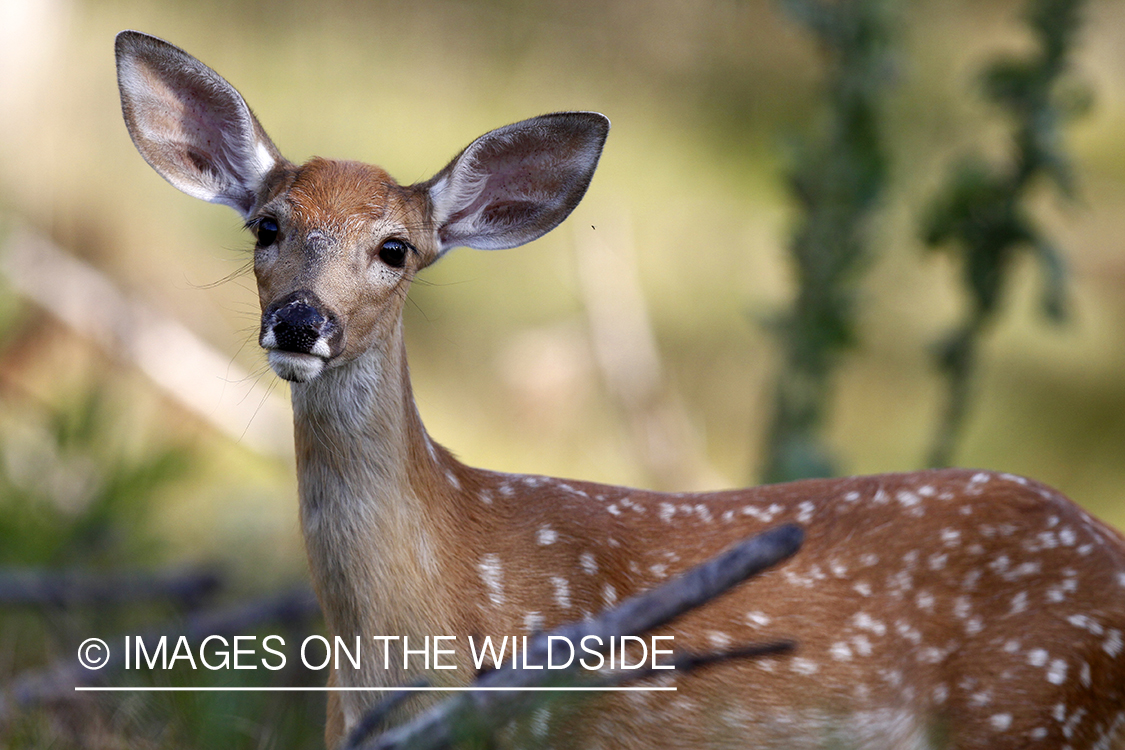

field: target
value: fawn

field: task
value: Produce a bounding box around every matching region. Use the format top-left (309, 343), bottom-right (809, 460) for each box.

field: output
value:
top-left (115, 30), bottom-right (1125, 750)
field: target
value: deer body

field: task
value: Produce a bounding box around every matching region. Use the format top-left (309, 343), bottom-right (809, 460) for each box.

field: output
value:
top-left (116, 31), bottom-right (1125, 749)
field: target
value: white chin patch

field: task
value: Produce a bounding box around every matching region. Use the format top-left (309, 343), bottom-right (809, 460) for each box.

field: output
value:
top-left (268, 351), bottom-right (327, 382)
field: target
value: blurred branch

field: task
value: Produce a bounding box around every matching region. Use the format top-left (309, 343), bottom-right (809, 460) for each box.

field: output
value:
top-left (761, 0), bottom-right (895, 483)
top-left (0, 567), bottom-right (221, 609)
top-left (347, 523), bottom-right (803, 750)
top-left (573, 217), bottom-right (725, 491)
top-left (922, 0), bottom-right (1088, 468)
top-left (0, 586), bottom-right (320, 725)
top-left (0, 226), bottom-right (292, 458)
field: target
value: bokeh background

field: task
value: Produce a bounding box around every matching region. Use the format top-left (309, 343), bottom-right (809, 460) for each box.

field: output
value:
top-left (0, 0), bottom-right (1123, 745)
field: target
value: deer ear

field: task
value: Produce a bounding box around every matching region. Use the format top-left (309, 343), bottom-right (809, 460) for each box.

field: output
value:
top-left (115, 30), bottom-right (283, 218)
top-left (425, 112), bottom-right (609, 254)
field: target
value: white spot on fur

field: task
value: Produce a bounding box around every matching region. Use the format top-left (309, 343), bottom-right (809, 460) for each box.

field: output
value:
top-left (1067, 614), bottom-right (1104, 635)
top-left (745, 611), bottom-right (771, 628)
top-left (915, 591), bottom-right (935, 611)
top-left (550, 576), bottom-right (571, 609)
top-left (445, 470), bottom-right (461, 490)
top-left (989, 554), bottom-right (1011, 574)
top-left (829, 642), bottom-right (853, 661)
top-left (1047, 659), bottom-right (1068, 685)
top-left (1028, 649), bottom-right (1049, 667)
top-left (790, 657), bottom-right (819, 675)
top-left (478, 490), bottom-right (493, 505)
top-left (990, 713), bottom-right (1013, 731)
top-left (1104, 630), bottom-right (1123, 658)
top-left (854, 581), bottom-right (873, 597)
top-left (579, 552), bottom-right (597, 575)
top-left (479, 554), bottom-right (504, 605)
top-left (1007, 561), bottom-right (1041, 580)
top-left (536, 525), bottom-right (558, 545)
top-left (603, 584), bottom-right (617, 606)
top-left (558, 483), bottom-right (587, 498)
top-left (962, 569), bottom-right (982, 590)
top-left (1010, 591), bottom-right (1029, 614)
top-left (524, 611), bottom-right (544, 632)
top-left (797, 501), bottom-right (815, 523)
top-left (607, 504), bottom-right (621, 516)
top-left (707, 631), bottom-right (732, 649)
top-left (953, 596), bottom-right (971, 620)
top-left (895, 620), bottom-right (922, 645)
top-left (896, 490), bottom-right (921, 508)
top-left (940, 528), bottom-right (961, 547)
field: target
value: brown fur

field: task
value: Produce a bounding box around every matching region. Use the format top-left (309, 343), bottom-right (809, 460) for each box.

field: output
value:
top-left (114, 31), bottom-right (1125, 749)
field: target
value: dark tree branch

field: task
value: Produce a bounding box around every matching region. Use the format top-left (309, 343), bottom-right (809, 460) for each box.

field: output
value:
top-left (0, 587), bottom-right (320, 725)
top-left (0, 567), bottom-right (222, 609)
top-left (347, 523), bottom-right (803, 750)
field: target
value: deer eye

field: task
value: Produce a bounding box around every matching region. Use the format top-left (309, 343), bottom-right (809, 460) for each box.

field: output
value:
top-left (255, 218), bottom-right (280, 247)
top-left (378, 239), bottom-right (409, 269)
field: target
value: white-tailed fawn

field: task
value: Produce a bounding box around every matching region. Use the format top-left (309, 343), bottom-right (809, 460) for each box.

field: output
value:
top-left (116, 30), bottom-right (1125, 750)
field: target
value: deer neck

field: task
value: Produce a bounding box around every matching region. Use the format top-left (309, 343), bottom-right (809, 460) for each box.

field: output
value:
top-left (289, 325), bottom-right (466, 660)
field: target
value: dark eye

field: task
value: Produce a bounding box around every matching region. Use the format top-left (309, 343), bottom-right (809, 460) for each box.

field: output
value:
top-left (256, 218), bottom-right (279, 247)
top-left (378, 239), bottom-right (409, 269)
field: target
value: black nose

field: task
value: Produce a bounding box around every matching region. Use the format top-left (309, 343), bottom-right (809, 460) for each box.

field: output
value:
top-left (273, 302), bottom-right (325, 352)
top-left (263, 292), bottom-right (337, 355)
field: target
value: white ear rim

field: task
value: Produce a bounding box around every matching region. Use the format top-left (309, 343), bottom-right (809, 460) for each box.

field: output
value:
top-left (115, 31), bottom-right (280, 218)
top-left (426, 112), bottom-right (609, 255)
top-left (428, 147), bottom-right (489, 231)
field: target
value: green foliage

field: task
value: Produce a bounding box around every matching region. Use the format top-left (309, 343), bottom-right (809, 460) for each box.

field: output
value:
top-left (0, 386), bottom-right (327, 749)
top-left (922, 0), bottom-right (1088, 468)
top-left (0, 388), bottom-right (190, 568)
top-left (761, 0), bottom-right (894, 483)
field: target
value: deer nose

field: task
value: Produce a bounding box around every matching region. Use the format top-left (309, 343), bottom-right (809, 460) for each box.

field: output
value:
top-left (261, 293), bottom-right (336, 357)
top-left (273, 303), bottom-right (324, 352)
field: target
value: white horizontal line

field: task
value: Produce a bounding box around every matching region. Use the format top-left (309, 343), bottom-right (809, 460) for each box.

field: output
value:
top-left (75, 686), bottom-right (677, 693)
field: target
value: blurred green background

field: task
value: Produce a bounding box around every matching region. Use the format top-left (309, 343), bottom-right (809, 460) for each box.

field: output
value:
top-left (0, 0), bottom-right (1123, 744)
